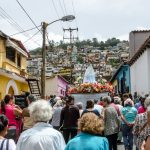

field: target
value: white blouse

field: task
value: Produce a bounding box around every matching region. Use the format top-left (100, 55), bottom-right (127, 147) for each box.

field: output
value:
top-left (16, 122), bottom-right (66, 150)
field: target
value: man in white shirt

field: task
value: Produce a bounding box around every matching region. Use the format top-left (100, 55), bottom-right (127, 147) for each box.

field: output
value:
top-left (17, 100), bottom-right (66, 150)
top-left (93, 99), bottom-right (103, 115)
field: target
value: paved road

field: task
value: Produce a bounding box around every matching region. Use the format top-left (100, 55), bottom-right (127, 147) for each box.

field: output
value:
top-left (118, 144), bottom-right (136, 150)
top-left (118, 144), bottom-right (124, 149)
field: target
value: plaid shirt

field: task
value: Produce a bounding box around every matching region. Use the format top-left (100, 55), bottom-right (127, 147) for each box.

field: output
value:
top-left (133, 112), bottom-right (150, 148)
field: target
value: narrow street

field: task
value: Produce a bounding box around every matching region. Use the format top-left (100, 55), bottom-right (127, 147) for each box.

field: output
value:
top-left (118, 144), bottom-right (124, 150)
top-left (118, 144), bottom-right (136, 150)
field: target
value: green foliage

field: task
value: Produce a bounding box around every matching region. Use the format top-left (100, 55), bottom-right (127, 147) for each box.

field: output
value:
top-left (108, 58), bottom-right (120, 67)
top-left (77, 56), bottom-right (84, 63)
top-left (29, 37), bottom-right (128, 54)
top-left (105, 38), bottom-right (120, 47)
top-left (29, 47), bottom-right (42, 55)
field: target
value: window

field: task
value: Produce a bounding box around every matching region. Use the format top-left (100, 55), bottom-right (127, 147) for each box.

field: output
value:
top-left (6, 47), bottom-right (16, 62)
top-left (61, 89), bottom-right (63, 94)
top-left (17, 54), bottom-right (21, 67)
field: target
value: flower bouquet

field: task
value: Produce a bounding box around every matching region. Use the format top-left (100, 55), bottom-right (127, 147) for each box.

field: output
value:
top-left (68, 82), bottom-right (113, 94)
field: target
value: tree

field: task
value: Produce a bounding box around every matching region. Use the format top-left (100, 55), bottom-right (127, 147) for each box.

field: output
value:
top-left (92, 38), bottom-right (99, 47)
top-left (105, 38), bottom-right (120, 47)
top-left (99, 41), bottom-right (105, 50)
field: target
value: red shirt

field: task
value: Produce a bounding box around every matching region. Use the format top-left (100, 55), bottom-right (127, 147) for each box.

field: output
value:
top-left (138, 106), bottom-right (146, 114)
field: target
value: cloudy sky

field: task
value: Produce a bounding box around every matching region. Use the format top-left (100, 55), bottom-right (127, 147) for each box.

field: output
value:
top-left (0, 0), bottom-right (150, 50)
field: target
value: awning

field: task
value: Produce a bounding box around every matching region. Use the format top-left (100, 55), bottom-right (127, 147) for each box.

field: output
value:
top-left (6, 38), bottom-right (28, 57)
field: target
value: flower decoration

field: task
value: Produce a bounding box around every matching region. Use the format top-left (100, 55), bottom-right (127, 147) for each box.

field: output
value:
top-left (68, 82), bottom-right (113, 94)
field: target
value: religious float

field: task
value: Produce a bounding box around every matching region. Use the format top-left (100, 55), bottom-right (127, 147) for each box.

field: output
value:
top-left (68, 64), bottom-right (113, 108)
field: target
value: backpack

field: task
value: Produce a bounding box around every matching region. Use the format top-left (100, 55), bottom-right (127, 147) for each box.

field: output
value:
top-left (0, 139), bottom-right (9, 150)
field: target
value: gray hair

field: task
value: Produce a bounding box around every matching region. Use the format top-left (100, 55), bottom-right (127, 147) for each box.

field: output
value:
top-left (27, 95), bottom-right (36, 103)
top-left (144, 96), bottom-right (150, 108)
top-left (54, 100), bottom-right (63, 107)
top-left (102, 96), bottom-right (111, 104)
top-left (29, 100), bottom-right (53, 122)
top-left (76, 102), bottom-right (83, 110)
top-left (114, 96), bottom-right (121, 104)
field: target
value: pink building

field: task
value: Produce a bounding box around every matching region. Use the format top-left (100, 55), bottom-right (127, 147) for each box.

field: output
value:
top-left (45, 75), bottom-right (68, 97)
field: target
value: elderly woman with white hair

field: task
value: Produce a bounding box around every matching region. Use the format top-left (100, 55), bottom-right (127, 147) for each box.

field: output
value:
top-left (133, 96), bottom-right (150, 150)
top-left (16, 100), bottom-right (66, 150)
top-left (121, 98), bottom-right (137, 150)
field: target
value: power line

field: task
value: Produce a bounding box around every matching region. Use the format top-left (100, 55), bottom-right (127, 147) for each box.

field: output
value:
top-left (71, 0), bottom-right (78, 27)
top-left (62, 0), bottom-right (68, 15)
top-left (63, 28), bottom-right (78, 44)
top-left (51, 0), bottom-right (63, 29)
top-left (58, 0), bottom-right (66, 16)
top-left (0, 9), bottom-right (23, 32)
top-left (10, 25), bottom-right (41, 36)
top-left (0, 6), bottom-right (41, 46)
top-left (23, 30), bottom-right (41, 44)
top-left (16, 0), bottom-right (41, 33)
top-left (48, 0), bottom-right (67, 45)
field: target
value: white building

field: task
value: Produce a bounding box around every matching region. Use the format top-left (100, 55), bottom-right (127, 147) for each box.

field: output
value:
top-left (129, 36), bottom-right (150, 96)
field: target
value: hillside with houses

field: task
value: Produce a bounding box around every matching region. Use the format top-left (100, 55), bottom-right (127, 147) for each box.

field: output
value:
top-left (27, 38), bottom-right (129, 84)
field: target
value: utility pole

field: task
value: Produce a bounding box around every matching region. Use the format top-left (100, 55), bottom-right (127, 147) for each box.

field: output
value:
top-left (41, 22), bottom-right (47, 99)
top-left (40, 15), bottom-right (75, 98)
top-left (63, 28), bottom-right (78, 84)
top-left (63, 28), bottom-right (78, 44)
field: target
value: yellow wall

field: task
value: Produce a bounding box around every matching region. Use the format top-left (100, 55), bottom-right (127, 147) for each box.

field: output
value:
top-left (0, 75), bottom-right (29, 100)
top-left (0, 39), bottom-right (5, 68)
top-left (21, 56), bottom-right (27, 72)
top-left (15, 80), bottom-right (29, 94)
top-left (0, 38), bottom-right (28, 75)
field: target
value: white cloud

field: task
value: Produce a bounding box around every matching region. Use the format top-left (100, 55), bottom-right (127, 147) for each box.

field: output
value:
top-left (117, 34), bottom-right (129, 41)
top-left (0, 18), bottom-right (17, 35)
top-left (47, 32), bottom-right (63, 42)
top-left (93, 33), bottom-right (107, 42)
top-left (135, 26), bottom-right (149, 30)
top-left (1, 0), bottom-right (150, 49)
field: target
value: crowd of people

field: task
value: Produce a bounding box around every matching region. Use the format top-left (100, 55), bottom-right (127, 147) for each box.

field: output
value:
top-left (0, 93), bottom-right (150, 150)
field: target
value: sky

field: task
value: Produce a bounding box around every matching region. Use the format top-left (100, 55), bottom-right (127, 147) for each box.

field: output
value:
top-left (0, 0), bottom-right (150, 50)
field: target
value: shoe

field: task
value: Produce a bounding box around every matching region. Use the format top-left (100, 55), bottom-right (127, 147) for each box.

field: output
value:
top-left (117, 140), bottom-right (123, 145)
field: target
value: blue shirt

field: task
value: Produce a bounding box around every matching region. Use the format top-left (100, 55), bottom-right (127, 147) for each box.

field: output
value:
top-left (121, 106), bottom-right (137, 124)
top-left (135, 102), bottom-right (141, 110)
top-left (65, 132), bottom-right (109, 150)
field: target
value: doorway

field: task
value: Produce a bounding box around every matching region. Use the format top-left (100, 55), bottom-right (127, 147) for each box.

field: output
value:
top-left (8, 86), bottom-right (14, 96)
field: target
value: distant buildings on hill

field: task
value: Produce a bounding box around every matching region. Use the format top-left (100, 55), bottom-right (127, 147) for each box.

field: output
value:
top-left (27, 42), bottom-right (129, 84)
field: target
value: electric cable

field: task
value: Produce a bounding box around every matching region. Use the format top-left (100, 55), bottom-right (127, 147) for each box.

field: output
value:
top-left (16, 0), bottom-right (41, 33)
top-left (0, 6), bottom-right (41, 46)
top-left (23, 30), bottom-right (41, 44)
top-left (10, 25), bottom-right (41, 36)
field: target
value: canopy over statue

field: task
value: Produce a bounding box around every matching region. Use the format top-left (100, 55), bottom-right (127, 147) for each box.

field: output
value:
top-left (83, 64), bottom-right (96, 83)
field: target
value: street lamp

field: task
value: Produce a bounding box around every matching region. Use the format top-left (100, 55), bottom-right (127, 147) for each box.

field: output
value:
top-left (41, 15), bottom-right (75, 99)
